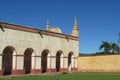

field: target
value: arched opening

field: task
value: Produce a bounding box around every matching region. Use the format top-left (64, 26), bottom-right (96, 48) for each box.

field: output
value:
top-left (2, 46), bottom-right (14, 75)
top-left (24, 48), bottom-right (33, 74)
top-left (41, 50), bottom-right (49, 73)
top-left (68, 52), bottom-right (73, 71)
top-left (56, 51), bottom-right (62, 72)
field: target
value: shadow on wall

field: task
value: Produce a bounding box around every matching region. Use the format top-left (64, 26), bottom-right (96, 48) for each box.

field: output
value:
top-left (0, 25), bottom-right (5, 32)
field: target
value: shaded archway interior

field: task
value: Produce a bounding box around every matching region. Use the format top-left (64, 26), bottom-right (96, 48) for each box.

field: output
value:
top-left (56, 51), bottom-right (62, 72)
top-left (24, 48), bottom-right (33, 74)
top-left (41, 50), bottom-right (49, 73)
top-left (68, 52), bottom-right (73, 69)
top-left (2, 46), bottom-right (14, 75)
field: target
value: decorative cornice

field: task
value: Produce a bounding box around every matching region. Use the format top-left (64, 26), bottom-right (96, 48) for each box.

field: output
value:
top-left (0, 22), bottom-right (78, 41)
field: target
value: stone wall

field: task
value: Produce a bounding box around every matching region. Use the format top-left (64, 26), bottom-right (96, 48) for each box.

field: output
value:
top-left (78, 54), bottom-right (120, 72)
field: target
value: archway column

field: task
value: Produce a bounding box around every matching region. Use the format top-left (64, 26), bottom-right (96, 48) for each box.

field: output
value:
top-left (14, 55), bottom-right (24, 75)
top-left (31, 52), bottom-right (36, 74)
top-left (11, 50), bottom-right (17, 75)
top-left (71, 56), bottom-right (75, 71)
top-left (60, 55), bottom-right (64, 72)
top-left (63, 57), bottom-right (68, 72)
top-left (68, 62), bottom-right (72, 71)
top-left (47, 54), bottom-right (51, 73)
top-left (12, 55), bottom-right (24, 75)
top-left (68, 57), bottom-right (72, 71)
top-left (34, 56), bottom-right (41, 74)
top-left (50, 56), bottom-right (56, 73)
top-left (60, 56), bottom-right (68, 72)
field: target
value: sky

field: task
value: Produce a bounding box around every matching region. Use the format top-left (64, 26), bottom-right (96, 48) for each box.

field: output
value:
top-left (0, 0), bottom-right (120, 54)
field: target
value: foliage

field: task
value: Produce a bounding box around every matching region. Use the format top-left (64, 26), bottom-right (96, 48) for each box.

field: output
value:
top-left (99, 41), bottom-right (120, 54)
top-left (111, 42), bottom-right (120, 53)
top-left (99, 41), bottom-right (112, 54)
top-left (118, 32), bottom-right (120, 44)
top-left (96, 51), bottom-right (106, 54)
top-left (98, 32), bottom-right (120, 54)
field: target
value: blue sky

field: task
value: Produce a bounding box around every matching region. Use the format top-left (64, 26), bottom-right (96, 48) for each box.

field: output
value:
top-left (0, 0), bottom-right (120, 53)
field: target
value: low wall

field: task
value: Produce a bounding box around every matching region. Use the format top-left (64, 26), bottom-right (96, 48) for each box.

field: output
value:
top-left (78, 54), bottom-right (120, 72)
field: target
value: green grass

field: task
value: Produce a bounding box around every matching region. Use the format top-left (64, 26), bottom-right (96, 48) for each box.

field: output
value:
top-left (1, 72), bottom-right (120, 80)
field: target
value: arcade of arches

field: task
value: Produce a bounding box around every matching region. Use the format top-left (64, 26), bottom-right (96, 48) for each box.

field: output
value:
top-left (0, 46), bottom-right (77, 76)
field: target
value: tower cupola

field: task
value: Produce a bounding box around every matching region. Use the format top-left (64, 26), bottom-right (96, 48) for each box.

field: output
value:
top-left (46, 20), bottom-right (50, 30)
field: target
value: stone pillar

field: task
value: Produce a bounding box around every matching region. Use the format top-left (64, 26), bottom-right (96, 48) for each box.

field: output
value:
top-left (68, 63), bottom-right (71, 71)
top-left (63, 57), bottom-right (68, 72)
top-left (60, 54), bottom-right (64, 72)
top-left (12, 50), bottom-right (17, 75)
top-left (35, 56), bottom-right (41, 74)
top-left (47, 54), bottom-right (51, 73)
top-left (50, 56), bottom-right (56, 73)
top-left (71, 56), bottom-right (74, 71)
top-left (31, 52), bottom-right (36, 74)
top-left (14, 55), bottom-right (24, 75)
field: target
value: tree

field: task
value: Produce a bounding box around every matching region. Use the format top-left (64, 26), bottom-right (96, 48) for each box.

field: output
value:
top-left (111, 42), bottom-right (120, 54)
top-left (99, 41), bottom-right (111, 54)
top-left (98, 33), bottom-right (120, 54)
top-left (118, 32), bottom-right (120, 45)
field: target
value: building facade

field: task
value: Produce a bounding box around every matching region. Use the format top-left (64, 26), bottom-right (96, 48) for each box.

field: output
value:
top-left (0, 19), bottom-right (79, 76)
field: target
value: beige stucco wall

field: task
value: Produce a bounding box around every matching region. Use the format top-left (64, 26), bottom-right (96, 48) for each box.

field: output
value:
top-left (78, 55), bottom-right (120, 72)
top-left (0, 28), bottom-right (78, 56)
top-left (0, 25), bottom-right (78, 71)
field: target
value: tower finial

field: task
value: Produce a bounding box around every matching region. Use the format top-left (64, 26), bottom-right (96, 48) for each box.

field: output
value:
top-left (75, 16), bottom-right (77, 24)
top-left (71, 17), bottom-right (79, 37)
top-left (46, 20), bottom-right (50, 30)
top-left (74, 16), bottom-right (78, 30)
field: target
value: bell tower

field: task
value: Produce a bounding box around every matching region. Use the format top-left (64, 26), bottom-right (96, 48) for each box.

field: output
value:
top-left (71, 17), bottom-right (79, 37)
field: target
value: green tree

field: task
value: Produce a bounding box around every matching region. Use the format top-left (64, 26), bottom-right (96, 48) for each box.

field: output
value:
top-left (111, 42), bottom-right (120, 53)
top-left (118, 32), bottom-right (120, 45)
top-left (99, 41), bottom-right (111, 54)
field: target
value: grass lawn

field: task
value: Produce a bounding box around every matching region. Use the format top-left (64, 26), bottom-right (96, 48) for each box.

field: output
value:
top-left (1, 72), bottom-right (120, 80)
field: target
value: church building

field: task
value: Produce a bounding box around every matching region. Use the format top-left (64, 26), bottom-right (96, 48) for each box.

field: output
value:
top-left (0, 18), bottom-right (79, 76)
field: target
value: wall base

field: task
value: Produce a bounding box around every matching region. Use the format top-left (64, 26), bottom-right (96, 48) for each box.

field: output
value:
top-left (0, 68), bottom-right (78, 76)
top-left (46, 69), bottom-right (51, 73)
top-left (60, 68), bottom-right (67, 72)
top-left (71, 68), bottom-right (78, 72)
top-left (12, 70), bottom-right (24, 75)
top-left (50, 69), bottom-right (56, 73)
top-left (31, 69), bottom-right (41, 74)
top-left (80, 69), bottom-right (120, 72)
top-left (0, 70), bottom-right (2, 76)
